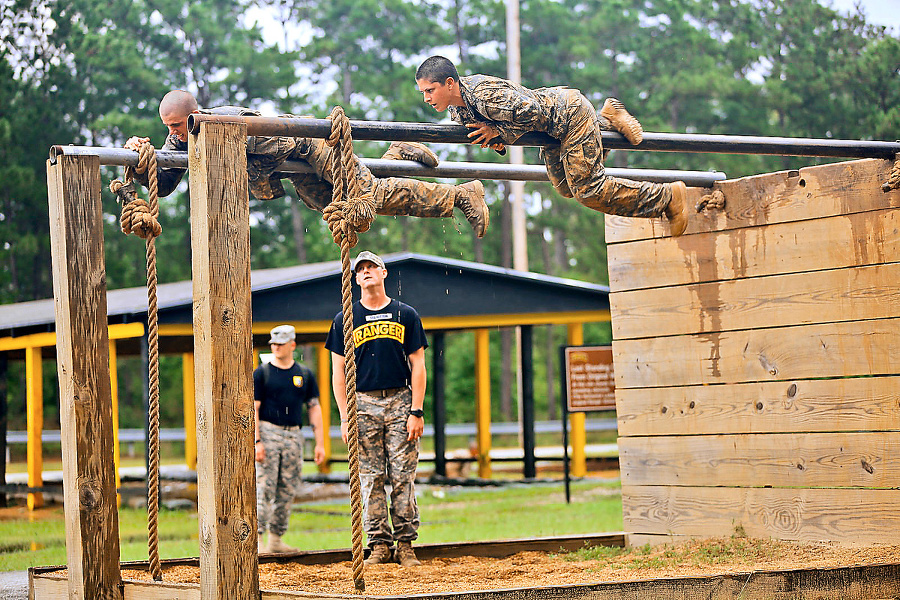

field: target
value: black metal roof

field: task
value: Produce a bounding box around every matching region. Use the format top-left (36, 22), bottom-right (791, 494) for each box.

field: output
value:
top-left (0, 252), bottom-right (609, 354)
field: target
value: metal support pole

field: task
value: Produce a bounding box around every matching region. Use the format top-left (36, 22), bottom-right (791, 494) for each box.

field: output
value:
top-left (184, 114), bottom-right (900, 159)
top-left (432, 332), bottom-right (447, 478)
top-left (49, 146), bottom-right (727, 187)
top-left (521, 325), bottom-right (536, 479)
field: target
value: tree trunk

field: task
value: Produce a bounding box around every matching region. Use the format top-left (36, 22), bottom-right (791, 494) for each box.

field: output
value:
top-left (289, 201), bottom-right (307, 263)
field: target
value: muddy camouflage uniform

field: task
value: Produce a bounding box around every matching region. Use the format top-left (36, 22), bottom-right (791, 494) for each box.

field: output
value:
top-left (357, 387), bottom-right (420, 546)
top-left (449, 75), bottom-right (672, 218)
top-left (136, 106), bottom-right (457, 219)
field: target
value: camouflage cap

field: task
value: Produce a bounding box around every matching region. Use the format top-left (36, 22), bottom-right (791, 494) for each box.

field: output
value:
top-left (352, 251), bottom-right (386, 272)
top-left (268, 324), bottom-right (296, 345)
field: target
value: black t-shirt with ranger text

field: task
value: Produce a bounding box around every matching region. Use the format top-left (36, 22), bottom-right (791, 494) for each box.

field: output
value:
top-left (325, 299), bottom-right (427, 392)
top-left (253, 362), bottom-right (319, 427)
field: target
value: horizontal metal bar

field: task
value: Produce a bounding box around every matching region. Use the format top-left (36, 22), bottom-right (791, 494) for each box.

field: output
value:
top-left (186, 114), bottom-right (900, 159)
top-left (49, 145), bottom-right (726, 186)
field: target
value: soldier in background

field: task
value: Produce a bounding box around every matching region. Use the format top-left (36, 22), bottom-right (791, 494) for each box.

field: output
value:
top-left (253, 324), bottom-right (324, 553)
top-left (326, 251), bottom-right (427, 568)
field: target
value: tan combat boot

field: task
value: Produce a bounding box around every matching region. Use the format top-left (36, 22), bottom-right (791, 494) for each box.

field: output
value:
top-left (455, 180), bottom-right (489, 238)
top-left (665, 181), bottom-right (689, 237)
top-left (396, 541), bottom-right (421, 567)
top-left (599, 98), bottom-right (643, 145)
top-left (265, 533), bottom-right (299, 554)
top-left (365, 543), bottom-right (393, 565)
top-left (381, 141), bottom-right (439, 167)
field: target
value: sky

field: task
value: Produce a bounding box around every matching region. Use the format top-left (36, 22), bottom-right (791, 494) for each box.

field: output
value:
top-left (827, 0), bottom-right (899, 29)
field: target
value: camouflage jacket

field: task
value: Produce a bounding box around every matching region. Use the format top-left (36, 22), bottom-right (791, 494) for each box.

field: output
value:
top-left (448, 75), bottom-right (573, 144)
top-left (134, 106), bottom-right (292, 197)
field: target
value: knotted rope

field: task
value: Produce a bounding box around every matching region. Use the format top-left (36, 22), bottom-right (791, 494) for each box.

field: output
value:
top-left (696, 188), bottom-right (726, 212)
top-left (322, 106), bottom-right (376, 594)
top-left (109, 142), bottom-right (163, 582)
top-left (882, 153), bottom-right (900, 192)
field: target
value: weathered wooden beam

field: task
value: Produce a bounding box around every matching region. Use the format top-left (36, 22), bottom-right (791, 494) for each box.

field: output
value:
top-left (47, 154), bottom-right (122, 600)
top-left (189, 121), bottom-right (259, 600)
top-left (186, 113), bottom-right (900, 158)
top-left (49, 145), bottom-right (726, 187)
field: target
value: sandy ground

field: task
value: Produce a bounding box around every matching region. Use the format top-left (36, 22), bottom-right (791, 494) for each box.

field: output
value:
top-left (118, 538), bottom-right (900, 596)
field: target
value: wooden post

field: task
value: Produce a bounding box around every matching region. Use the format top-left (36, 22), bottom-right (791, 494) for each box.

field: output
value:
top-left (189, 121), bottom-right (258, 600)
top-left (183, 352), bottom-right (197, 471)
top-left (25, 345), bottom-right (43, 510)
top-left (0, 352), bottom-right (8, 508)
top-left (474, 329), bottom-right (492, 478)
top-left (316, 343), bottom-right (332, 473)
top-left (567, 323), bottom-right (586, 477)
top-left (47, 153), bottom-right (122, 599)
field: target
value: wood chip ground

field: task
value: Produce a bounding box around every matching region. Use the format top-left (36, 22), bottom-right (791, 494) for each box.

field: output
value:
top-left (119, 538), bottom-right (900, 596)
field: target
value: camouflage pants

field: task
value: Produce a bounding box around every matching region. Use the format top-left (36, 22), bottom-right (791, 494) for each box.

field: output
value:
top-left (256, 420), bottom-right (304, 536)
top-left (540, 90), bottom-right (671, 218)
top-left (356, 387), bottom-right (420, 548)
top-left (247, 130), bottom-right (456, 218)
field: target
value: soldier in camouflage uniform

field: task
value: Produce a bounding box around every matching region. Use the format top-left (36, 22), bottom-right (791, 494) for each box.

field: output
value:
top-left (415, 56), bottom-right (690, 236)
top-left (253, 324), bottom-right (325, 554)
top-left (125, 90), bottom-right (489, 237)
top-left (325, 251), bottom-right (427, 568)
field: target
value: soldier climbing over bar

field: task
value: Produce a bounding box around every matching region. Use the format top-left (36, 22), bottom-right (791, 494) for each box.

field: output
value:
top-left (415, 56), bottom-right (690, 236)
top-left (124, 90), bottom-right (490, 237)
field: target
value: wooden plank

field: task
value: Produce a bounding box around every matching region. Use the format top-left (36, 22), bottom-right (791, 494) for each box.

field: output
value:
top-left (47, 155), bottom-right (122, 599)
top-left (622, 485), bottom-right (900, 544)
top-left (124, 580), bottom-right (200, 600)
top-left (616, 375), bottom-right (900, 437)
top-left (474, 329), bottom-right (492, 479)
top-left (620, 432), bottom-right (900, 488)
top-left (611, 262), bottom-right (900, 340)
top-left (607, 208), bottom-right (900, 293)
top-left (613, 318), bottom-right (900, 389)
top-left (605, 158), bottom-right (900, 243)
top-left (188, 122), bottom-right (258, 600)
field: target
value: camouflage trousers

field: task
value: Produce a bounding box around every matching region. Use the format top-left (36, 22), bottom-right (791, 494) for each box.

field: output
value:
top-left (247, 130), bottom-right (456, 218)
top-left (356, 387), bottom-right (420, 548)
top-left (256, 420), bottom-right (304, 536)
top-left (540, 90), bottom-right (671, 218)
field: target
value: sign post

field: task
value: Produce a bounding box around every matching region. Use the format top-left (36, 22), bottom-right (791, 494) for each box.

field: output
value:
top-left (560, 345), bottom-right (616, 502)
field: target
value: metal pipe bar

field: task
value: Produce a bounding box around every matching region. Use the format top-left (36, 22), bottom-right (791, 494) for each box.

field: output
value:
top-left (49, 145), bottom-right (727, 187)
top-left (187, 113), bottom-right (900, 159)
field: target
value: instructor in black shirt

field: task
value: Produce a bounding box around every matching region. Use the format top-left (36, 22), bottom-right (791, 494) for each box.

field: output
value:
top-left (326, 251), bottom-right (427, 567)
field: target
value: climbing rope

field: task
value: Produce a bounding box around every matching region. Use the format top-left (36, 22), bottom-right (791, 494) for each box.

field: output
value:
top-left (109, 142), bottom-right (163, 582)
top-left (322, 106), bottom-right (376, 593)
top-left (696, 188), bottom-right (726, 213)
top-left (882, 153), bottom-right (900, 192)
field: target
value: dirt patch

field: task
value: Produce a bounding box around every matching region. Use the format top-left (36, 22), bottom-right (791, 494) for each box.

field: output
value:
top-left (119, 537), bottom-right (900, 596)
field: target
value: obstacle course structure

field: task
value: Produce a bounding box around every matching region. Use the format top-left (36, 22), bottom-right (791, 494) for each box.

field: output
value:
top-left (35, 116), bottom-right (900, 599)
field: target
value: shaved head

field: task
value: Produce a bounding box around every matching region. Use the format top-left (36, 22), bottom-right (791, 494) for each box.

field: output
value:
top-left (159, 90), bottom-right (198, 119)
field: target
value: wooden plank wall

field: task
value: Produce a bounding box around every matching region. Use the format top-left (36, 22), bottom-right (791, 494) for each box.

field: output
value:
top-left (605, 158), bottom-right (900, 546)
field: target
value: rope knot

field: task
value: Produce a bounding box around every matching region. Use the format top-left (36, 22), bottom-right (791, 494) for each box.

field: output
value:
top-left (696, 189), bottom-right (726, 212)
top-left (113, 141), bottom-right (162, 239)
top-left (882, 153), bottom-right (900, 193)
top-left (120, 198), bottom-right (163, 239)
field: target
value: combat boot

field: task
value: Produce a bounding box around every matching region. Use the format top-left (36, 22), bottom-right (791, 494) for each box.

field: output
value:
top-left (381, 141), bottom-right (439, 167)
top-left (455, 180), bottom-right (489, 238)
top-left (365, 543), bottom-right (393, 565)
top-left (665, 181), bottom-right (689, 237)
top-left (396, 541), bottom-right (421, 567)
top-left (248, 174), bottom-right (286, 201)
top-left (265, 533), bottom-right (299, 554)
top-left (600, 98), bottom-right (643, 146)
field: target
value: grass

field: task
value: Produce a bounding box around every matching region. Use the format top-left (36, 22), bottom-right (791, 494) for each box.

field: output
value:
top-left (0, 479), bottom-right (622, 572)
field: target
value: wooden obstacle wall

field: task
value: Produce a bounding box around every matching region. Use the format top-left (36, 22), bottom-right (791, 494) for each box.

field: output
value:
top-left (606, 158), bottom-right (900, 545)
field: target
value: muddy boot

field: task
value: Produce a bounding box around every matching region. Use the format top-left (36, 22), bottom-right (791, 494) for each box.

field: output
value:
top-left (365, 543), bottom-right (393, 565)
top-left (600, 98), bottom-right (643, 145)
top-left (248, 174), bottom-right (286, 201)
top-left (455, 180), bottom-right (489, 238)
top-left (381, 141), bottom-right (439, 167)
top-left (665, 181), bottom-right (689, 237)
top-left (265, 533), bottom-right (298, 554)
top-left (396, 541), bottom-right (421, 567)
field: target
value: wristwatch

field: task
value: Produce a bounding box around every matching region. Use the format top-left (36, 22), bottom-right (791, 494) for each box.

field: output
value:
top-left (409, 409), bottom-right (424, 418)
